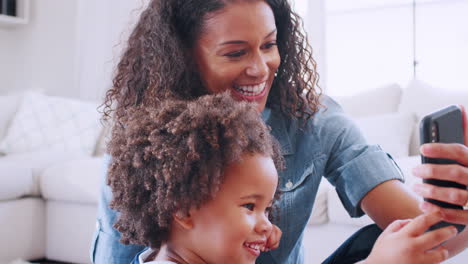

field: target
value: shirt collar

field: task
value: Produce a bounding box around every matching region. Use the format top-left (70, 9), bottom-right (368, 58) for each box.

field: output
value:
top-left (262, 107), bottom-right (294, 155)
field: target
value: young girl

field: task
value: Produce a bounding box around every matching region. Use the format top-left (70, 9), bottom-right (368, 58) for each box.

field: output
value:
top-left (106, 92), bottom-right (456, 264)
top-left (106, 93), bottom-right (284, 263)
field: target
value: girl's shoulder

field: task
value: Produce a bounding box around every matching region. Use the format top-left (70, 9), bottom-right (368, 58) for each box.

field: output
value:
top-left (136, 248), bottom-right (177, 264)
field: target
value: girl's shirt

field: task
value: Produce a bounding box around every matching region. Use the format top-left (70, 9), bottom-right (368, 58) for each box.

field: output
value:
top-left (129, 248), bottom-right (176, 264)
top-left (90, 95), bottom-right (404, 264)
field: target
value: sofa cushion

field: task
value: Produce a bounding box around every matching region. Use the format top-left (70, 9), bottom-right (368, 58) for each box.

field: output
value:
top-left (0, 198), bottom-right (46, 262)
top-left (354, 112), bottom-right (415, 158)
top-left (0, 94), bottom-right (21, 142)
top-left (333, 83), bottom-right (402, 118)
top-left (399, 79), bottom-right (468, 155)
top-left (40, 157), bottom-right (104, 204)
top-left (0, 92), bottom-right (102, 155)
top-left (0, 151), bottom-right (87, 201)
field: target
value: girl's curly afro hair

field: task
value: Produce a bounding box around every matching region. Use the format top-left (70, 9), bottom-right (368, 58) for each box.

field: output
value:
top-left (107, 92), bottom-right (284, 249)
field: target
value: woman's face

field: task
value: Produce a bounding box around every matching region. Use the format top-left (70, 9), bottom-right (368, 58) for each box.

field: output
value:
top-left (193, 0), bottom-right (280, 112)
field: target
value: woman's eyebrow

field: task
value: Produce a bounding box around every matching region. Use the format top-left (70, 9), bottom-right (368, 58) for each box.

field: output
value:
top-left (219, 29), bottom-right (277, 46)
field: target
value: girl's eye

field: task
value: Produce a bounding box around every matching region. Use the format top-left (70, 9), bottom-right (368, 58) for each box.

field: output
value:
top-left (242, 203), bottom-right (255, 211)
top-left (225, 50), bottom-right (246, 58)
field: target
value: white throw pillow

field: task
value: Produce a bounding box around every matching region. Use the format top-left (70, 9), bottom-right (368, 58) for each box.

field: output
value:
top-left (354, 113), bottom-right (415, 158)
top-left (399, 79), bottom-right (468, 155)
top-left (0, 95), bottom-right (22, 142)
top-left (308, 179), bottom-right (331, 225)
top-left (0, 92), bottom-right (102, 155)
top-left (399, 79), bottom-right (468, 119)
top-left (333, 83), bottom-right (402, 118)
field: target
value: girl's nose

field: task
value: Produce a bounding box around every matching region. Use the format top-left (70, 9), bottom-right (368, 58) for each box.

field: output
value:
top-left (255, 213), bottom-right (273, 235)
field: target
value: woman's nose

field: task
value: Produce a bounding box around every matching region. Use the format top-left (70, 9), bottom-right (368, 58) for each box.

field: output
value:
top-left (246, 53), bottom-right (269, 78)
top-left (255, 213), bottom-right (273, 235)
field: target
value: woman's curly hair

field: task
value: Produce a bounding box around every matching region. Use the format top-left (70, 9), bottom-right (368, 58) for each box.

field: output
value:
top-left (102, 0), bottom-right (321, 124)
top-left (107, 92), bottom-right (284, 249)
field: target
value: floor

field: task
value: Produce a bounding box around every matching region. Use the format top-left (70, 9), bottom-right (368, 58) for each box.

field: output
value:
top-left (30, 260), bottom-right (74, 264)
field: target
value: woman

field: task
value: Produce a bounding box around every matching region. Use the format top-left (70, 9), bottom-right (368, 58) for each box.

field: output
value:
top-left (91, 0), bottom-right (468, 263)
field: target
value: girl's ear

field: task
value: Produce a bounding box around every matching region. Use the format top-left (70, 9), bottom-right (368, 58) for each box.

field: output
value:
top-left (173, 211), bottom-right (194, 230)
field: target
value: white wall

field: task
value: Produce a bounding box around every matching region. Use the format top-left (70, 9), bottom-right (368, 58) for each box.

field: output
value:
top-left (74, 0), bottom-right (146, 101)
top-left (0, 0), bottom-right (78, 97)
top-left (295, 0), bottom-right (327, 90)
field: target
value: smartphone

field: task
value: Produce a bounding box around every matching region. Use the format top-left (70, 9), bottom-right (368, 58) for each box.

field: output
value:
top-left (420, 105), bottom-right (466, 233)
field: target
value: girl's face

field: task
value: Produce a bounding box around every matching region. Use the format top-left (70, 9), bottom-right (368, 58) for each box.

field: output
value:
top-left (188, 153), bottom-right (278, 264)
top-left (193, 0), bottom-right (280, 112)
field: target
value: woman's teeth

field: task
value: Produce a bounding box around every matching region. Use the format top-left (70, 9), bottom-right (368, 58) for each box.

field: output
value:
top-left (234, 82), bottom-right (266, 96)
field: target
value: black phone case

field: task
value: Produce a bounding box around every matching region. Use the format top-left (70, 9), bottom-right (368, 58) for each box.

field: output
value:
top-left (420, 105), bottom-right (466, 233)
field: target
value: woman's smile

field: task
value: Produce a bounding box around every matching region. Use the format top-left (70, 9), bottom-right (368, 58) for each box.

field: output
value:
top-left (232, 81), bottom-right (268, 101)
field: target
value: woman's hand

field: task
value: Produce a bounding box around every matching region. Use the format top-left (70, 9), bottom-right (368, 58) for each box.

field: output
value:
top-left (364, 211), bottom-right (457, 264)
top-left (412, 105), bottom-right (468, 226)
top-left (264, 224), bottom-right (282, 252)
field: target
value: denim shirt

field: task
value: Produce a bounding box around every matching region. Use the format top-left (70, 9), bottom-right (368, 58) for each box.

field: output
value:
top-left (90, 95), bottom-right (404, 264)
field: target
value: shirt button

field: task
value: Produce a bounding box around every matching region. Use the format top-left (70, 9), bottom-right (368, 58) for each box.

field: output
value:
top-left (285, 180), bottom-right (293, 189)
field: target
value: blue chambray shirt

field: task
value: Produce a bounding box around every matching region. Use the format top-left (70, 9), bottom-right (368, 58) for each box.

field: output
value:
top-left (90, 95), bottom-right (404, 264)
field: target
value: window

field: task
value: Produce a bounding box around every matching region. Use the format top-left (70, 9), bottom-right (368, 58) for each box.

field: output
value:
top-left (325, 0), bottom-right (468, 96)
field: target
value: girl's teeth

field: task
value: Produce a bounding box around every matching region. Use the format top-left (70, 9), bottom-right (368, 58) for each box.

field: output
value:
top-left (244, 243), bottom-right (262, 250)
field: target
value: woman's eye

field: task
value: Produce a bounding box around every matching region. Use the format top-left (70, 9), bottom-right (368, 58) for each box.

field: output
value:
top-left (225, 50), bottom-right (246, 58)
top-left (242, 203), bottom-right (255, 211)
top-left (263, 41), bottom-right (277, 49)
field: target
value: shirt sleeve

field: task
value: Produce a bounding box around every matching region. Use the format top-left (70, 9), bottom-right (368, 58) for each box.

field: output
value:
top-left (91, 154), bottom-right (146, 263)
top-left (317, 96), bottom-right (405, 217)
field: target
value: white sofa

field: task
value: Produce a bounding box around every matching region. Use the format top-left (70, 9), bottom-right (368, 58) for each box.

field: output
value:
top-left (0, 80), bottom-right (467, 264)
top-left (0, 92), bottom-right (105, 263)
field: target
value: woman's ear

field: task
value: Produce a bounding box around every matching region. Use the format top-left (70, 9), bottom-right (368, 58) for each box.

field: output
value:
top-left (173, 210), bottom-right (194, 230)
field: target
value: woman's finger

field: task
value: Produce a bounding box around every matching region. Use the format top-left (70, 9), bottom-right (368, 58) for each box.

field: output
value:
top-left (413, 164), bottom-right (468, 186)
top-left (420, 201), bottom-right (468, 225)
top-left (415, 225), bottom-right (457, 251)
top-left (413, 183), bottom-right (468, 207)
top-left (402, 210), bottom-right (444, 236)
top-left (420, 143), bottom-right (468, 167)
top-left (437, 206), bottom-right (468, 225)
top-left (460, 105), bottom-right (468, 146)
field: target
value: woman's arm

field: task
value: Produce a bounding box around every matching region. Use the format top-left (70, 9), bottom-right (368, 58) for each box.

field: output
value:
top-left (360, 179), bottom-right (421, 230)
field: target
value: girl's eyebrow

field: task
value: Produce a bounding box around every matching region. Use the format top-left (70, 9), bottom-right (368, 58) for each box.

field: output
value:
top-left (240, 194), bottom-right (263, 200)
top-left (219, 29), bottom-right (277, 46)
top-left (240, 194), bottom-right (274, 205)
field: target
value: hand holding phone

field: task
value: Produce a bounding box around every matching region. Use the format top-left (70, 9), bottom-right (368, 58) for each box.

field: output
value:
top-left (419, 105), bottom-right (466, 233)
